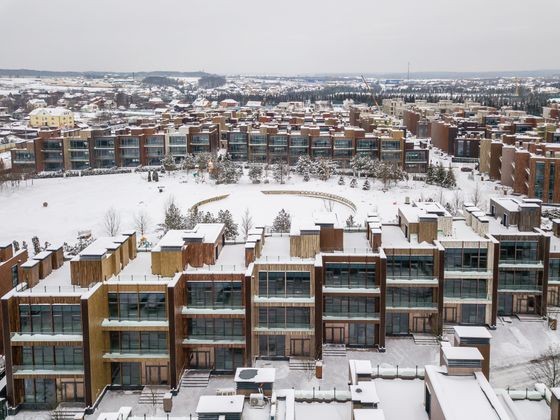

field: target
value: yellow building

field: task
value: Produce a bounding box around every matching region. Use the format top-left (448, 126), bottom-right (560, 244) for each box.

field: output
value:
top-left (29, 107), bottom-right (75, 128)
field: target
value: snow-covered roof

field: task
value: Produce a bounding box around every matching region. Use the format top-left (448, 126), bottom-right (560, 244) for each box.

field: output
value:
top-left (453, 326), bottom-right (492, 340)
top-left (29, 107), bottom-right (73, 117)
top-left (442, 346), bottom-right (484, 362)
top-left (196, 395), bottom-right (244, 414)
top-left (353, 409), bottom-right (386, 420)
top-left (234, 368), bottom-right (275, 383)
top-left (351, 381), bottom-right (380, 405)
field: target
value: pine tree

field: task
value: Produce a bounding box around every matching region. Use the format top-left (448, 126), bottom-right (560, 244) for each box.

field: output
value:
top-left (31, 236), bottom-right (41, 255)
top-left (444, 166), bottom-right (457, 188)
top-left (213, 159), bottom-right (241, 184)
top-left (425, 163), bottom-right (435, 184)
top-left (159, 200), bottom-right (186, 233)
top-left (161, 153), bottom-right (176, 171)
top-left (350, 178), bottom-right (358, 188)
top-left (248, 165), bottom-right (263, 184)
top-left (217, 209), bottom-right (239, 240)
top-left (338, 176), bottom-right (345, 186)
top-left (153, 171), bottom-right (159, 182)
top-left (272, 209), bottom-right (291, 233)
top-left (295, 155), bottom-right (313, 176)
top-left (303, 172), bottom-right (310, 182)
top-left (362, 179), bottom-right (371, 190)
top-left (346, 214), bottom-right (356, 227)
top-left (147, 170), bottom-right (152, 182)
top-left (273, 161), bottom-right (288, 184)
top-left (12, 240), bottom-right (20, 252)
top-left (435, 163), bottom-right (446, 186)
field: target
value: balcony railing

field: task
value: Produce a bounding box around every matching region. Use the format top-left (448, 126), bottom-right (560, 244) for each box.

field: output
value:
top-left (14, 364), bottom-right (84, 374)
top-left (323, 312), bottom-right (380, 320)
top-left (386, 302), bottom-right (437, 309)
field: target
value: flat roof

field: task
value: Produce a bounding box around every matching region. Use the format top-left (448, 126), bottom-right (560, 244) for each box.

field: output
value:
top-left (354, 409), bottom-right (386, 420)
top-left (351, 381), bottom-right (380, 405)
top-left (442, 346), bottom-right (484, 361)
top-left (234, 367), bottom-right (275, 383)
top-left (454, 326), bottom-right (492, 339)
top-left (196, 395), bottom-right (244, 414)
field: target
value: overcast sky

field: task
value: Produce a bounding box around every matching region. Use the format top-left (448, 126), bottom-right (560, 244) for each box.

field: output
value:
top-left (0, 0), bottom-right (559, 75)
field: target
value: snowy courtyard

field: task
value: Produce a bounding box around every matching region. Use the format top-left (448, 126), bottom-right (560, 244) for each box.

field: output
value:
top-left (0, 157), bottom-right (500, 249)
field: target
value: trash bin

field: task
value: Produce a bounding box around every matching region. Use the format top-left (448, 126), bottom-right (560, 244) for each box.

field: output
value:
top-left (163, 392), bottom-right (173, 413)
top-left (316, 361), bottom-right (323, 379)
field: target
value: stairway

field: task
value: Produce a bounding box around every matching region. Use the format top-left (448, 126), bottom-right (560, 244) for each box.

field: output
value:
top-left (181, 369), bottom-right (211, 389)
top-left (322, 343), bottom-right (347, 357)
top-left (138, 386), bottom-right (167, 405)
top-left (516, 314), bottom-right (545, 322)
top-left (289, 357), bottom-right (316, 370)
top-left (51, 404), bottom-right (85, 420)
top-left (412, 334), bottom-right (439, 345)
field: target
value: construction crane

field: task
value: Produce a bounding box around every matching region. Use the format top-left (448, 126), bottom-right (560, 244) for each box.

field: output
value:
top-left (361, 75), bottom-right (379, 109)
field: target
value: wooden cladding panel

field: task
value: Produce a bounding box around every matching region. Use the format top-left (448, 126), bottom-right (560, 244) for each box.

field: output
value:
top-left (290, 235), bottom-right (320, 258)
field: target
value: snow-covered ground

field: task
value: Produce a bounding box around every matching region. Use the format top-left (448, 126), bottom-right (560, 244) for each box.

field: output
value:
top-left (0, 161), bottom-right (502, 248)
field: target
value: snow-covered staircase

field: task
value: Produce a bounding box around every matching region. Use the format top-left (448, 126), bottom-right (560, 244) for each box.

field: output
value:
top-left (322, 343), bottom-right (347, 357)
top-left (412, 334), bottom-right (439, 345)
top-left (515, 314), bottom-right (545, 322)
top-left (289, 357), bottom-right (316, 370)
top-left (181, 369), bottom-right (211, 388)
top-left (138, 387), bottom-right (167, 405)
top-left (51, 403), bottom-right (85, 420)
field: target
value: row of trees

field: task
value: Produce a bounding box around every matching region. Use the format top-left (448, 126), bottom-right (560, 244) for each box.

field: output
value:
top-left (425, 163), bottom-right (457, 189)
top-left (349, 155), bottom-right (408, 188)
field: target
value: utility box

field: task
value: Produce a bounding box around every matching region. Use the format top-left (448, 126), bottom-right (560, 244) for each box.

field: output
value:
top-left (316, 361), bottom-right (323, 379)
top-left (163, 393), bottom-right (173, 413)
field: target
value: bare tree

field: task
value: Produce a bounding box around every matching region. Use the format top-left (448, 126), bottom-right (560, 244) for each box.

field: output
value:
top-left (103, 207), bottom-right (121, 236)
top-left (471, 182), bottom-right (483, 208)
top-left (529, 345), bottom-right (560, 388)
top-left (241, 208), bottom-right (254, 240)
top-left (134, 209), bottom-right (151, 236)
top-left (451, 190), bottom-right (463, 216)
top-left (322, 199), bottom-right (335, 212)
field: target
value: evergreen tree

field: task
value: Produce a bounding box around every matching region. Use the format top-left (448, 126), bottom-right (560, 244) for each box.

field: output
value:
top-left (273, 161), bottom-right (288, 184)
top-left (443, 166), bottom-right (457, 188)
top-left (272, 209), bottom-right (291, 233)
top-left (159, 200), bottom-right (186, 233)
top-left (31, 236), bottom-right (41, 255)
top-left (295, 155), bottom-right (313, 176)
top-left (147, 170), bottom-right (152, 182)
top-left (362, 178), bottom-right (371, 190)
top-left (12, 240), bottom-right (20, 252)
top-left (161, 153), bottom-right (176, 171)
top-left (153, 170), bottom-right (159, 182)
top-left (213, 159), bottom-right (241, 184)
top-left (303, 172), bottom-right (310, 182)
top-left (315, 159), bottom-right (336, 181)
top-left (350, 178), bottom-right (358, 188)
top-left (217, 209), bottom-right (239, 240)
top-left (425, 163), bottom-right (435, 184)
top-left (338, 176), bottom-right (345, 186)
top-left (346, 214), bottom-right (356, 227)
top-left (248, 165), bottom-right (263, 184)
top-left (435, 163), bottom-right (446, 185)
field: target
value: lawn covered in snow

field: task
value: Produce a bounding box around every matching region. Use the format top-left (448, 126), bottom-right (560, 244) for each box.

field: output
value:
top-left (0, 158), bottom-right (503, 248)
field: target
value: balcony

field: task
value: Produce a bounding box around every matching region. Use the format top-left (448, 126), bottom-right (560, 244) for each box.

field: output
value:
top-left (497, 283), bottom-right (543, 293)
top-left (13, 364), bottom-right (84, 377)
top-left (323, 312), bottom-right (380, 321)
top-left (101, 319), bottom-right (169, 330)
top-left (386, 277), bottom-right (438, 286)
top-left (444, 270), bottom-right (493, 279)
top-left (11, 332), bottom-right (83, 344)
top-left (322, 286), bottom-right (380, 295)
top-left (182, 336), bottom-right (245, 346)
top-left (181, 306), bottom-right (245, 316)
top-left (253, 295), bottom-right (314, 305)
top-left (498, 261), bottom-right (543, 270)
top-left (386, 302), bottom-right (438, 311)
top-left (254, 324), bottom-right (314, 333)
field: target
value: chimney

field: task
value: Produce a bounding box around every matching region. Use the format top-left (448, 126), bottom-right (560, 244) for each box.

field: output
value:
top-left (418, 214), bottom-right (438, 243)
top-left (453, 326), bottom-right (492, 379)
top-left (441, 346), bottom-right (484, 376)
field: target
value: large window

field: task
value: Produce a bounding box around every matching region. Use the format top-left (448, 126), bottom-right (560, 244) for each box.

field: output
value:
top-left (550, 259), bottom-right (560, 282)
top-left (187, 318), bottom-right (243, 339)
top-left (386, 287), bottom-right (434, 308)
top-left (444, 248), bottom-right (488, 271)
top-left (324, 296), bottom-right (376, 317)
top-left (461, 304), bottom-right (486, 325)
top-left (535, 162), bottom-right (545, 200)
top-left (258, 307), bottom-right (310, 328)
top-left (187, 281), bottom-right (243, 308)
top-left (258, 272), bottom-right (310, 297)
top-left (325, 263), bottom-right (376, 288)
top-left (24, 379), bottom-right (56, 406)
top-left (109, 331), bottom-right (167, 354)
top-left (19, 304), bottom-right (81, 334)
top-left (499, 241), bottom-right (538, 263)
top-left (444, 279), bottom-right (487, 299)
top-left (498, 270), bottom-right (539, 291)
top-left (11, 264), bottom-right (18, 287)
top-left (386, 256), bottom-right (434, 279)
top-left (111, 362), bottom-right (141, 386)
top-left (258, 335), bottom-right (285, 357)
top-left (108, 292), bottom-right (166, 320)
top-left (22, 346), bottom-right (83, 367)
